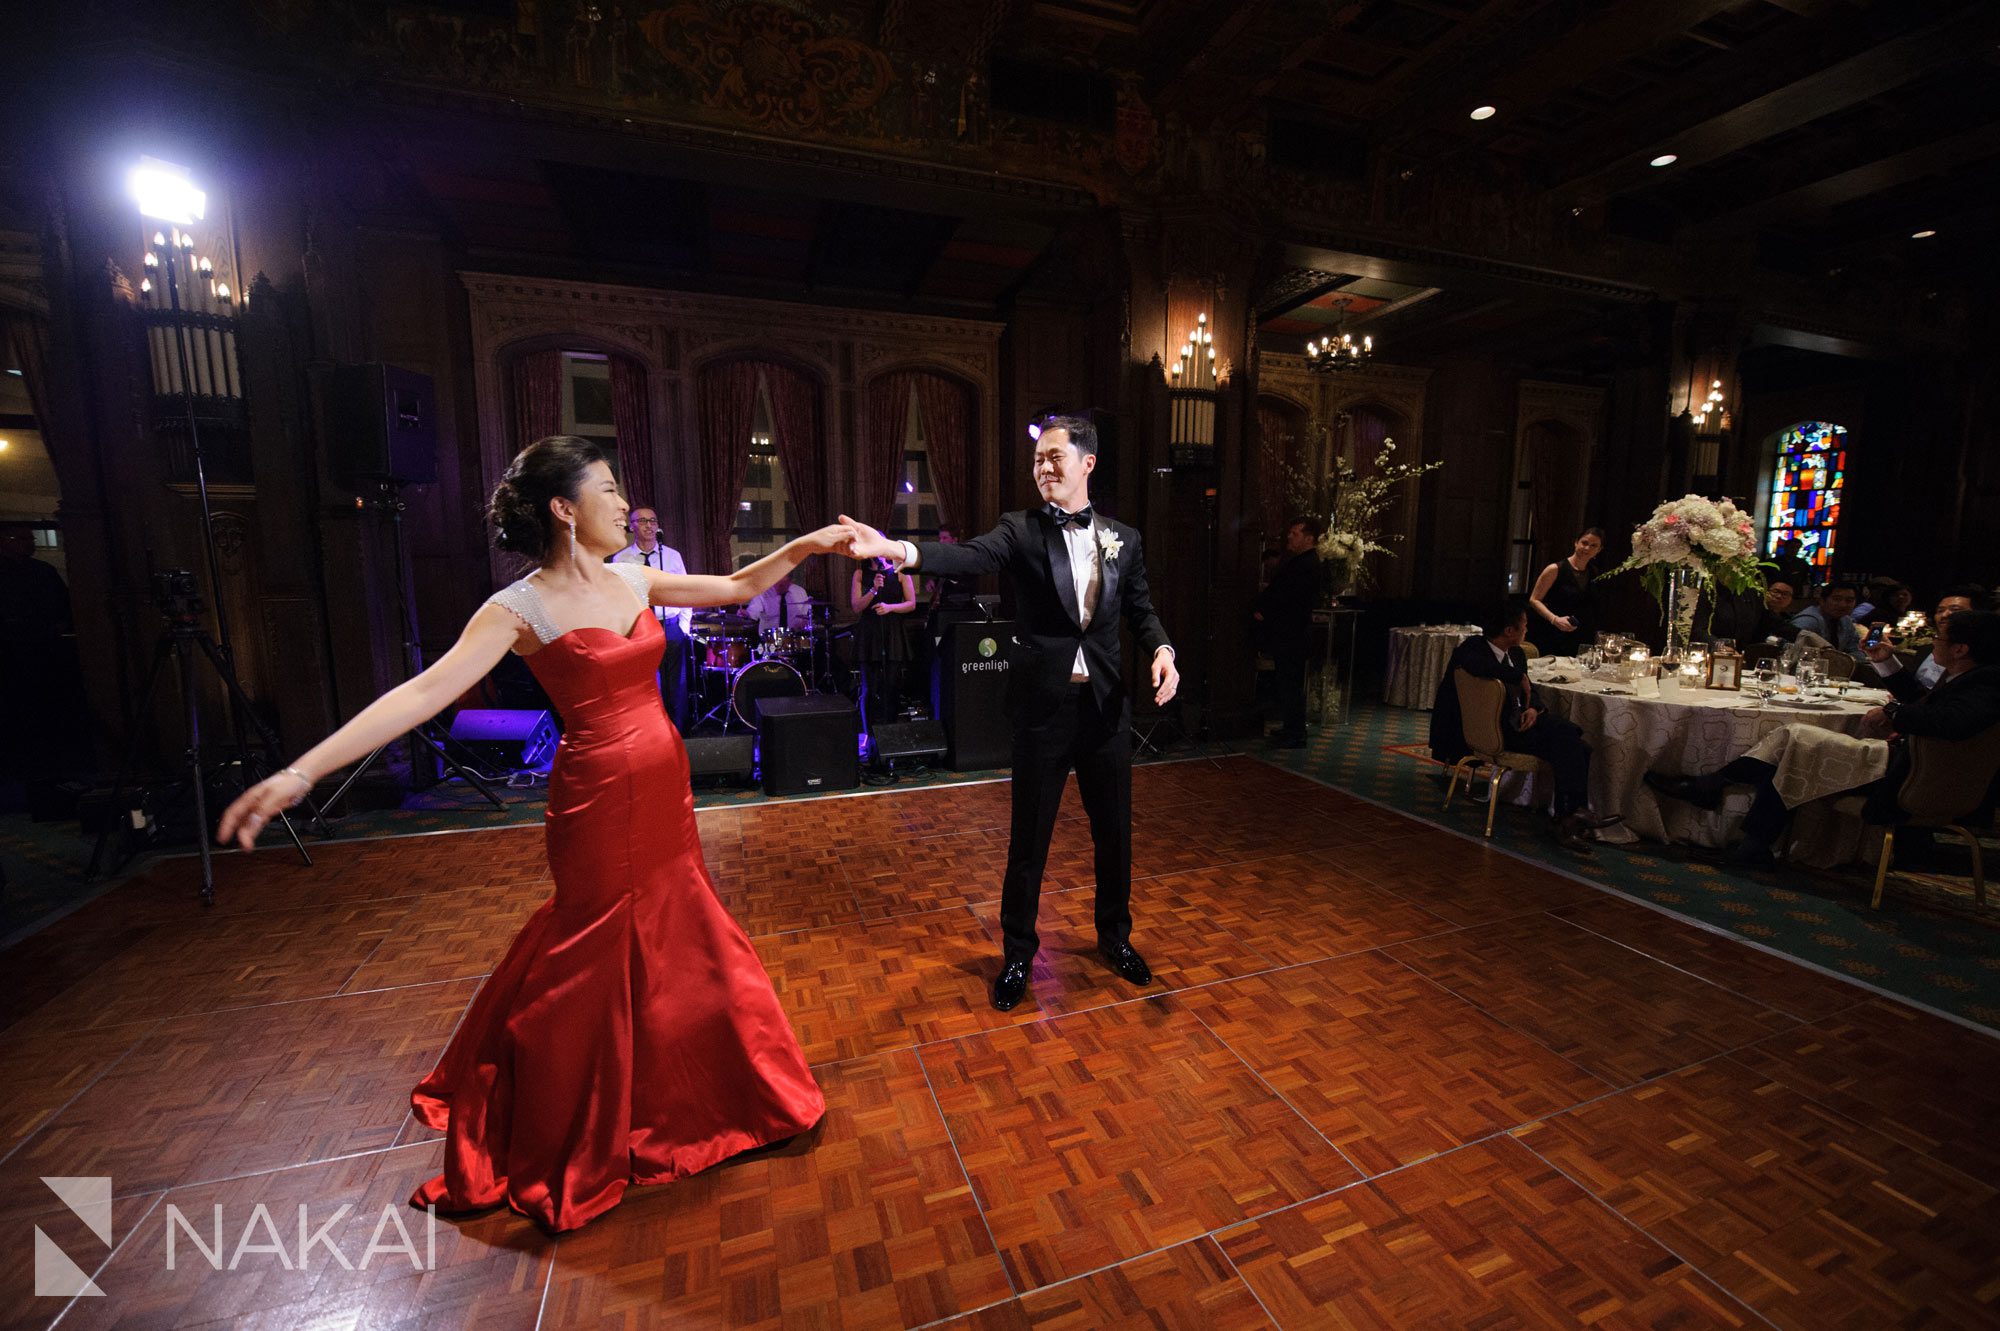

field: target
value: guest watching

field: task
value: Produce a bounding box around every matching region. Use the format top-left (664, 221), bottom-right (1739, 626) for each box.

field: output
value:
top-left (1527, 528), bottom-right (1604, 658)
top-left (1915, 584), bottom-right (1987, 688)
top-left (1790, 580), bottom-right (1865, 661)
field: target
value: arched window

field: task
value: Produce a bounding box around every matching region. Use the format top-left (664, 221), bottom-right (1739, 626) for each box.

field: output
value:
top-left (1767, 421), bottom-right (1847, 572)
top-left (730, 380), bottom-right (796, 569)
top-left (889, 390), bottom-right (941, 537)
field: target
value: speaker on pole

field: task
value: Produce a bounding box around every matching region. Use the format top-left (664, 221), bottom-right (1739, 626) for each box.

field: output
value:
top-left (326, 363), bottom-right (439, 489)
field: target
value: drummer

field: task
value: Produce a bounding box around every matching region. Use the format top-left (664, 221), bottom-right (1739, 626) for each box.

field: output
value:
top-left (610, 506), bottom-right (692, 725)
top-left (748, 572), bottom-right (816, 636)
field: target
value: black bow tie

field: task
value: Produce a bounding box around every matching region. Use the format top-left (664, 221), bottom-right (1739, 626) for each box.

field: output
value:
top-left (1047, 504), bottom-right (1093, 529)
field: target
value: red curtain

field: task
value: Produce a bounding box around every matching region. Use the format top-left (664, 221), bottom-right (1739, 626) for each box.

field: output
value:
top-left (694, 359), bottom-right (762, 575)
top-left (508, 348), bottom-right (564, 456)
top-left (912, 372), bottom-right (972, 531)
top-left (861, 372), bottom-right (916, 529)
top-left (763, 361), bottom-right (824, 533)
top-left (608, 356), bottom-right (655, 513)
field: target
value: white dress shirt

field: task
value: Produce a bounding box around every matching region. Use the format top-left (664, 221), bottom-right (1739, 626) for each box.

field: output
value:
top-left (748, 583), bottom-right (814, 634)
top-left (1913, 653), bottom-right (1943, 688)
top-left (610, 542), bottom-right (690, 635)
top-left (1064, 520), bottom-right (1102, 681)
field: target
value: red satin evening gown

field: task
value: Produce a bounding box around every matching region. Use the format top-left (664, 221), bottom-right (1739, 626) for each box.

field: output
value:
top-left (410, 567), bottom-right (825, 1233)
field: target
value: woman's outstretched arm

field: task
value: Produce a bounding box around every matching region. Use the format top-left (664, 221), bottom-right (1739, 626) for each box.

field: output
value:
top-left (217, 602), bottom-right (522, 848)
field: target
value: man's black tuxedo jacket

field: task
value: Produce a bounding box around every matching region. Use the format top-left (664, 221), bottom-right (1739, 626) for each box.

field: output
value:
top-left (1428, 635), bottom-right (1528, 765)
top-left (914, 508), bottom-right (1171, 727)
top-left (1869, 662), bottom-right (2000, 818)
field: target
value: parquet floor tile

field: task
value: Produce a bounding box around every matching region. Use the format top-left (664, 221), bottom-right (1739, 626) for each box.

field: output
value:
top-left (4, 900), bottom-right (416, 1037)
top-left (927, 1237), bottom-right (1273, 1331)
top-left (1179, 952), bottom-right (1611, 1175)
top-left (0, 981), bottom-right (476, 1207)
top-left (1553, 894), bottom-right (1871, 1021)
top-left (753, 906), bottom-right (1018, 1062)
top-left (920, 996), bottom-right (1358, 1292)
top-left (0, 1020), bottom-right (157, 1159)
top-left (58, 1142), bottom-right (553, 1331)
top-left (843, 826), bottom-right (1018, 918)
top-left (1042, 809), bottom-right (1220, 882)
top-left (967, 881), bottom-right (1277, 1014)
top-left (339, 877), bottom-right (551, 992)
top-left (1160, 853), bottom-right (1458, 966)
top-left (711, 842), bottom-right (863, 936)
top-left (1327, 838), bottom-right (1607, 924)
top-left (1518, 1057), bottom-right (2000, 1331)
top-left (541, 1050), bottom-right (1010, 1331)
top-left (1731, 998), bottom-right (2000, 1182)
top-left (1389, 911), bottom-right (1798, 1087)
top-left (0, 1190), bottom-right (165, 1331)
top-left (1217, 1136), bottom-right (1762, 1329)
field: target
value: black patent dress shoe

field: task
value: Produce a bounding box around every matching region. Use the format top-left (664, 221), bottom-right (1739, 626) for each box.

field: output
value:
top-left (1098, 941), bottom-right (1153, 986)
top-left (1553, 814), bottom-right (1596, 854)
top-left (990, 959), bottom-right (1031, 1011)
top-left (1573, 808), bottom-right (1625, 830)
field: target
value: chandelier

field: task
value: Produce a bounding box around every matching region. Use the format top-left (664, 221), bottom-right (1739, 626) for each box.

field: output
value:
top-left (1304, 298), bottom-right (1373, 374)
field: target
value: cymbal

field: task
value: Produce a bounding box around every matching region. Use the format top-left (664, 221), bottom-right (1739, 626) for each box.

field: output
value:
top-left (692, 611), bottom-right (757, 637)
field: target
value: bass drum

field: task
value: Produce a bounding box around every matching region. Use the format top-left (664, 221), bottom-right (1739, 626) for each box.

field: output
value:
top-left (730, 658), bottom-right (806, 730)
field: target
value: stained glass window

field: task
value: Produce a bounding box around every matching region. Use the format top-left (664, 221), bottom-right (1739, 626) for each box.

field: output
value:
top-left (1767, 421), bottom-right (1847, 571)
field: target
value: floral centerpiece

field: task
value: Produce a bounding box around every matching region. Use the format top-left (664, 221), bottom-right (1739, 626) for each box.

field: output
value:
top-left (1607, 494), bottom-right (1768, 660)
top-left (1280, 430), bottom-right (1444, 597)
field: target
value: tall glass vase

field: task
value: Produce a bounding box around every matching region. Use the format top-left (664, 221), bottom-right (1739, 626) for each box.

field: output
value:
top-left (1660, 566), bottom-right (1700, 663)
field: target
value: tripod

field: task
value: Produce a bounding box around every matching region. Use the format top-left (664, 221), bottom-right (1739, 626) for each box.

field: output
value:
top-left (90, 577), bottom-right (320, 905)
top-left (320, 480), bottom-right (505, 815)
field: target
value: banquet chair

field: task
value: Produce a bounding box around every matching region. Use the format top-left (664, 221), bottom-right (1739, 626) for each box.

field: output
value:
top-left (1520, 642), bottom-right (1541, 660)
top-left (1817, 650), bottom-right (1857, 681)
top-left (1834, 723), bottom-right (2000, 908)
top-left (1441, 669), bottom-right (1551, 839)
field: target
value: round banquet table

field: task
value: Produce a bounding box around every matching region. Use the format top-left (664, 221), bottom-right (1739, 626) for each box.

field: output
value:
top-left (1528, 664), bottom-right (1887, 849)
top-left (1385, 625), bottom-right (1480, 709)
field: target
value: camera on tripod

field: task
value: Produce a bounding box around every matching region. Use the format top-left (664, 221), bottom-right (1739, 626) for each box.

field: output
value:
top-left (150, 568), bottom-right (205, 620)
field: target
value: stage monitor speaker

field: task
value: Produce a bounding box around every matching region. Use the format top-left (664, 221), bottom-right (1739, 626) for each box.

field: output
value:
top-left (685, 733), bottom-right (757, 784)
top-left (448, 709), bottom-right (558, 768)
top-left (327, 362), bottom-right (438, 489)
top-left (758, 695), bottom-right (859, 796)
top-left (935, 619), bottom-right (1013, 771)
top-left (870, 718), bottom-right (946, 764)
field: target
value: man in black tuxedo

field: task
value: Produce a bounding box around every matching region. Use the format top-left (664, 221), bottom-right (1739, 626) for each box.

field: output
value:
top-left (1650, 609), bottom-right (2000, 867)
top-left (841, 413), bottom-right (1179, 1011)
top-left (1429, 599), bottom-right (1616, 852)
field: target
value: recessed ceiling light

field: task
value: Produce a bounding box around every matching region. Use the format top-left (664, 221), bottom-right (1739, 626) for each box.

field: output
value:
top-left (0, 439), bottom-right (10, 452)
top-left (1911, 229), bottom-right (1937, 239)
top-left (1469, 105), bottom-right (1496, 121)
top-left (1650, 154), bottom-right (1678, 167)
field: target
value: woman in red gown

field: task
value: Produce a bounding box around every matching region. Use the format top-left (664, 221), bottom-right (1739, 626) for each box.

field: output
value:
top-left (220, 436), bottom-right (846, 1232)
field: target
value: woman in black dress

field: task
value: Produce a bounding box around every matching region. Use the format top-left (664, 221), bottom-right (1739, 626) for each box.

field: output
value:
top-left (1528, 527), bottom-right (1604, 658)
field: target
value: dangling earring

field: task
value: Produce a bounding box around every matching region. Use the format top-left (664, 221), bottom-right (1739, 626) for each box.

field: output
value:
top-left (568, 515), bottom-right (579, 570)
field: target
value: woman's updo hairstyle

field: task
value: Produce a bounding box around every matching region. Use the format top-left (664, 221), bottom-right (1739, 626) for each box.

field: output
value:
top-left (488, 435), bottom-right (609, 560)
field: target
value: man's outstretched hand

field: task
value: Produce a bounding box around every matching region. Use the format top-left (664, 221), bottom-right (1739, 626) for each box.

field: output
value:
top-left (1151, 647), bottom-right (1180, 706)
top-left (838, 514), bottom-right (904, 564)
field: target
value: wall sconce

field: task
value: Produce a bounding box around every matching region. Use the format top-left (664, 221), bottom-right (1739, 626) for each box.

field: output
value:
top-left (1166, 312), bottom-right (1218, 468)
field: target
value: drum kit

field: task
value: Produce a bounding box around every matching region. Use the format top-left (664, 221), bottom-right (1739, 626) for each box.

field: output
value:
top-left (689, 607), bottom-right (839, 731)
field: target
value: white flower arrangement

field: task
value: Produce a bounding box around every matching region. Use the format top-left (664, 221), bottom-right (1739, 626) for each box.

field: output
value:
top-left (1095, 527), bottom-right (1124, 562)
top-left (1276, 430), bottom-right (1443, 596)
top-left (1609, 494), bottom-right (1771, 648)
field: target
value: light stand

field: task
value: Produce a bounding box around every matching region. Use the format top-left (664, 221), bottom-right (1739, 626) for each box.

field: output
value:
top-left (319, 480), bottom-right (506, 815)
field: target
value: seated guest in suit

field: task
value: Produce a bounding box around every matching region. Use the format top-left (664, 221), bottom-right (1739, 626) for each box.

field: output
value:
top-left (1429, 598), bottom-right (1621, 853)
top-left (1649, 610), bottom-right (2000, 868)
top-left (1914, 584), bottom-right (1986, 688)
top-left (1790, 580), bottom-right (1865, 661)
top-left (1711, 576), bottom-right (1800, 648)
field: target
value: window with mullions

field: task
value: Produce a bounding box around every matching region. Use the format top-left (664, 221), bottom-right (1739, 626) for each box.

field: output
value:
top-left (887, 391), bottom-right (942, 537)
top-left (729, 384), bottom-right (796, 569)
top-left (1766, 420), bottom-right (1847, 572)
top-left (561, 351), bottom-right (619, 482)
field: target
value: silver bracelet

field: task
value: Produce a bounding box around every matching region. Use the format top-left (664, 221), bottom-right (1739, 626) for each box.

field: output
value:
top-left (281, 766), bottom-right (313, 790)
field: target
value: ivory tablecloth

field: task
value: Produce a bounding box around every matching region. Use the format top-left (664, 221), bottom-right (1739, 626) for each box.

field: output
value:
top-left (1385, 625), bottom-right (1480, 709)
top-left (1531, 667), bottom-right (1884, 849)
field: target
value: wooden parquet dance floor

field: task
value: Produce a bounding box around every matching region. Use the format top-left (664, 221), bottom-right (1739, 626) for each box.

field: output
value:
top-left (3, 756), bottom-right (1997, 1330)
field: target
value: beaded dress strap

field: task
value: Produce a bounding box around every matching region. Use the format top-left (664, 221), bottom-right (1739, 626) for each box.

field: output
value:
top-left (486, 579), bottom-right (560, 645)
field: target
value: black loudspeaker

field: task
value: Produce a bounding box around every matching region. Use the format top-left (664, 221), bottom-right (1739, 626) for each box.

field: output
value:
top-left (936, 620), bottom-right (1014, 771)
top-left (758, 695), bottom-right (860, 796)
top-left (448, 709), bottom-right (558, 768)
top-left (327, 363), bottom-right (438, 488)
top-left (685, 733), bottom-right (757, 785)
top-left (871, 719), bottom-right (946, 764)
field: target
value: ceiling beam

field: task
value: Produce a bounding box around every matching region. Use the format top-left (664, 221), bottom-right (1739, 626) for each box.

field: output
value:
top-left (1552, 4), bottom-right (2000, 205)
top-left (1709, 120), bottom-right (2000, 228)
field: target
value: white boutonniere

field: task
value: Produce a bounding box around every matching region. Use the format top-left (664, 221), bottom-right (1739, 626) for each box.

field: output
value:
top-left (1095, 526), bottom-right (1123, 562)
